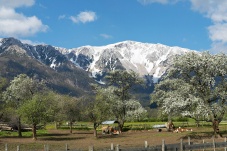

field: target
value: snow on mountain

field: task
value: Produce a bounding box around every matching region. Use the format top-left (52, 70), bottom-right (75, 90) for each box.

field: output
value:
top-left (0, 38), bottom-right (2, 47)
top-left (63, 40), bottom-right (194, 83)
top-left (0, 37), bottom-right (194, 84)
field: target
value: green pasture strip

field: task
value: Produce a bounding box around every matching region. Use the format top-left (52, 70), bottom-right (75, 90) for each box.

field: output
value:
top-left (45, 120), bottom-right (227, 132)
top-left (220, 121), bottom-right (227, 124)
top-left (46, 122), bottom-right (94, 131)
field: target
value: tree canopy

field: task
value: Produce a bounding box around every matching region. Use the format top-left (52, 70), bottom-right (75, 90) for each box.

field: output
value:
top-left (3, 74), bottom-right (48, 138)
top-left (106, 70), bottom-right (145, 131)
top-left (151, 52), bottom-right (227, 136)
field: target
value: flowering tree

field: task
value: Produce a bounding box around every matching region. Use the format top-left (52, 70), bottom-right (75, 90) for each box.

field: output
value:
top-left (106, 70), bottom-right (145, 131)
top-left (124, 99), bottom-right (147, 122)
top-left (151, 52), bottom-right (227, 136)
top-left (88, 85), bottom-right (147, 136)
top-left (3, 74), bottom-right (41, 137)
top-left (100, 87), bottom-right (147, 130)
top-left (86, 87), bottom-right (114, 137)
top-left (18, 92), bottom-right (55, 140)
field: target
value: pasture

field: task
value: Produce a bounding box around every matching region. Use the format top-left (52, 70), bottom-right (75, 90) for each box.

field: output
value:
top-left (0, 121), bottom-right (227, 151)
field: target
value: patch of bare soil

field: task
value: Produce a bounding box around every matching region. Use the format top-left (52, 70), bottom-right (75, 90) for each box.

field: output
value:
top-left (0, 128), bottom-right (226, 151)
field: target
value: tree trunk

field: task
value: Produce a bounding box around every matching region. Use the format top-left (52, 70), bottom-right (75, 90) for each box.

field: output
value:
top-left (212, 119), bottom-right (221, 137)
top-left (32, 123), bottom-right (37, 140)
top-left (195, 119), bottom-right (200, 127)
top-left (70, 121), bottom-right (73, 134)
top-left (18, 117), bottom-right (22, 137)
top-left (55, 121), bottom-right (58, 129)
top-left (93, 123), bottom-right (98, 137)
top-left (94, 128), bottom-right (97, 137)
top-left (118, 122), bottom-right (124, 133)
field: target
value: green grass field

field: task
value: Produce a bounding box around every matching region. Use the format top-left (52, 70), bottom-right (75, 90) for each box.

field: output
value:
top-left (1, 119), bottom-right (227, 138)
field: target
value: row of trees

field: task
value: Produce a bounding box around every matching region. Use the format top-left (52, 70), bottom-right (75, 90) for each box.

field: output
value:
top-left (151, 52), bottom-right (227, 137)
top-left (3, 51), bottom-right (226, 139)
top-left (0, 70), bottom-right (147, 139)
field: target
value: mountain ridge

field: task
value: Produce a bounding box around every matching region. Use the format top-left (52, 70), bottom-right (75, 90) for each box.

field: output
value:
top-left (0, 37), bottom-right (95, 97)
top-left (55, 40), bottom-right (195, 83)
top-left (0, 37), bottom-right (197, 106)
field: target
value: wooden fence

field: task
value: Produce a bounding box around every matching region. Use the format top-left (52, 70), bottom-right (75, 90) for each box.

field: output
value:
top-left (3, 137), bottom-right (227, 151)
top-left (114, 137), bottom-right (227, 151)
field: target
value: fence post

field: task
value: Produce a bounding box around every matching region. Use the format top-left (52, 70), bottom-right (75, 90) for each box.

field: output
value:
top-left (188, 137), bottom-right (191, 151)
top-left (46, 144), bottom-right (49, 151)
top-left (66, 144), bottom-right (68, 151)
top-left (111, 143), bottom-right (114, 150)
top-left (224, 137), bottom-right (226, 151)
top-left (213, 137), bottom-right (216, 151)
top-left (145, 141), bottom-right (148, 148)
top-left (202, 140), bottom-right (205, 151)
top-left (180, 139), bottom-right (183, 151)
top-left (89, 145), bottom-right (94, 151)
top-left (16, 145), bottom-right (20, 151)
top-left (162, 139), bottom-right (165, 151)
top-left (5, 144), bottom-right (8, 151)
top-left (115, 144), bottom-right (119, 151)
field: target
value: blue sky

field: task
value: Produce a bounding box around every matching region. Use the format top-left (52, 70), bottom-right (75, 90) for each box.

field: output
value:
top-left (0, 0), bottom-right (227, 53)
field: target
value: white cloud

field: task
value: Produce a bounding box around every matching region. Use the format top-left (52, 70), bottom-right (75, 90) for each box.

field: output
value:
top-left (190, 0), bottom-right (227, 23)
top-left (70, 11), bottom-right (97, 24)
top-left (0, 0), bottom-right (35, 8)
top-left (208, 23), bottom-right (227, 42)
top-left (210, 42), bottom-right (227, 54)
top-left (58, 15), bottom-right (66, 20)
top-left (21, 39), bottom-right (45, 45)
top-left (0, 7), bottom-right (48, 37)
top-left (190, 0), bottom-right (227, 53)
top-left (138, 0), bottom-right (227, 53)
top-left (100, 34), bottom-right (112, 39)
top-left (138, 0), bottom-right (180, 5)
top-left (0, 0), bottom-right (48, 38)
top-left (138, 0), bottom-right (168, 4)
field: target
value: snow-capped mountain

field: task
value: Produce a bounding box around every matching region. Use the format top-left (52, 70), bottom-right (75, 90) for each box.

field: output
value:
top-left (0, 37), bottom-right (195, 86)
top-left (0, 37), bottom-right (196, 106)
top-left (56, 41), bottom-right (194, 83)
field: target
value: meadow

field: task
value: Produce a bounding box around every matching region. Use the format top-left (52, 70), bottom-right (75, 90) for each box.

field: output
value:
top-left (0, 121), bottom-right (227, 151)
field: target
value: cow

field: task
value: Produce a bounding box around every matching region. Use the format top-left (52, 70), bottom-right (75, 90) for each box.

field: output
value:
top-left (165, 120), bottom-right (175, 132)
top-left (173, 127), bottom-right (193, 133)
top-left (101, 125), bottom-right (114, 134)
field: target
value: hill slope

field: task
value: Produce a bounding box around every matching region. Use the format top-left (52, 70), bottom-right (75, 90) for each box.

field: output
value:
top-left (0, 37), bottom-right (94, 97)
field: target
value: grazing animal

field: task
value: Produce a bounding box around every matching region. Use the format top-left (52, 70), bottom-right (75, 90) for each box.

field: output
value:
top-left (173, 127), bottom-right (193, 133)
top-left (165, 120), bottom-right (175, 131)
top-left (101, 126), bottom-right (114, 134)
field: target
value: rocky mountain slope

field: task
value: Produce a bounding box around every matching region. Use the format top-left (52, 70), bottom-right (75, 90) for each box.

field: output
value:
top-left (0, 37), bottom-right (94, 97)
top-left (0, 37), bottom-right (196, 106)
top-left (56, 40), bottom-right (193, 84)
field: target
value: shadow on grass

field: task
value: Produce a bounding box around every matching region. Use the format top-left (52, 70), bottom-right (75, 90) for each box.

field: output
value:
top-left (181, 130), bottom-right (227, 140)
top-left (72, 131), bottom-right (93, 135)
top-left (37, 133), bottom-right (69, 137)
top-left (181, 131), bottom-right (213, 140)
top-left (97, 134), bottom-right (127, 139)
top-left (40, 136), bottom-right (86, 141)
